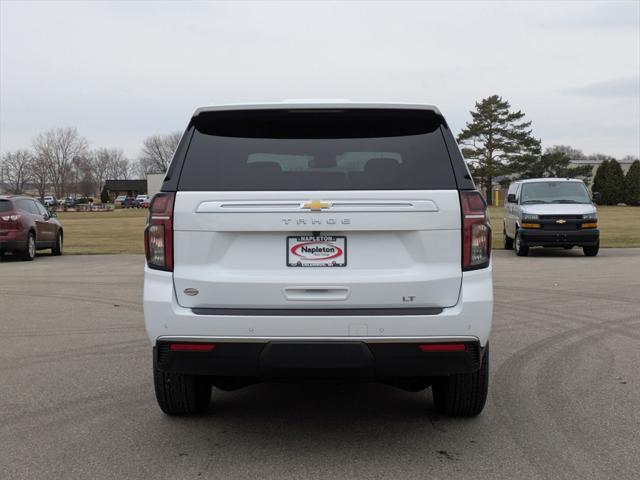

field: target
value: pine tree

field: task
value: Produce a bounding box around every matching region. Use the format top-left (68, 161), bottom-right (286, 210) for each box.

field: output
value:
top-left (457, 95), bottom-right (540, 205)
top-left (596, 159), bottom-right (626, 205)
top-left (513, 147), bottom-right (592, 181)
top-left (100, 185), bottom-right (109, 204)
top-left (624, 160), bottom-right (640, 206)
top-left (592, 159), bottom-right (609, 201)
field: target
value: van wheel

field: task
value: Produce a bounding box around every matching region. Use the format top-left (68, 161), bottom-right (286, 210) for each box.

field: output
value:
top-left (503, 225), bottom-right (513, 250)
top-left (432, 344), bottom-right (489, 417)
top-left (515, 230), bottom-right (529, 256)
top-left (153, 366), bottom-right (212, 415)
top-left (52, 230), bottom-right (63, 256)
top-left (583, 242), bottom-right (599, 257)
top-left (22, 232), bottom-right (36, 261)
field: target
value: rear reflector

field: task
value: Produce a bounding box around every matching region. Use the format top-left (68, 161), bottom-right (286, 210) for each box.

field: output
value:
top-left (169, 343), bottom-right (216, 352)
top-left (419, 343), bottom-right (466, 352)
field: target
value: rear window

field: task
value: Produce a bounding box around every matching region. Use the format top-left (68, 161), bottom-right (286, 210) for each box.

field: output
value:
top-left (0, 200), bottom-right (13, 212)
top-left (177, 109), bottom-right (457, 191)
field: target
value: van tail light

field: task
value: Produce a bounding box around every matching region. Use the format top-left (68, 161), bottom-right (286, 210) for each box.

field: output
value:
top-left (460, 190), bottom-right (491, 271)
top-left (144, 192), bottom-right (175, 271)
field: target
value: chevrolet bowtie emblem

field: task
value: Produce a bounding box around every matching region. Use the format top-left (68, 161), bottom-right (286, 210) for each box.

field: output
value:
top-left (302, 200), bottom-right (331, 211)
top-left (556, 219), bottom-right (567, 224)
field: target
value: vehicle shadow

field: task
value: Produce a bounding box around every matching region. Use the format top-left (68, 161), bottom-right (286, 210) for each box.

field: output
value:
top-left (159, 381), bottom-right (477, 446)
top-left (524, 247), bottom-right (591, 257)
top-left (0, 253), bottom-right (49, 262)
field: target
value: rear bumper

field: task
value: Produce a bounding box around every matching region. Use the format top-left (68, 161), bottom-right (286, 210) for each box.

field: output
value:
top-left (0, 231), bottom-right (27, 253)
top-left (144, 265), bottom-right (493, 351)
top-left (154, 339), bottom-right (484, 379)
top-left (519, 228), bottom-right (599, 247)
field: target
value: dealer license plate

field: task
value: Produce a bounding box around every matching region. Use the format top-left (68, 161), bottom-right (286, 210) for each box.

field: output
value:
top-left (287, 235), bottom-right (347, 267)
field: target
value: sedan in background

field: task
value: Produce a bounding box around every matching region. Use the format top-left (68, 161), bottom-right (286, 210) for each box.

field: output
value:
top-left (135, 194), bottom-right (150, 208)
top-left (122, 196), bottom-right (138, 208)
top-left (43, 195), bottom-right (58, 207)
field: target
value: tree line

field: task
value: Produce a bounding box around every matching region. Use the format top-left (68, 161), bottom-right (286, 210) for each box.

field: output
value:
top-left (457, 95), bottom-right (639, 205)
top-left (592, 158), bottom-right (640, 206)
top-left (2, 98), bottom-right (639, 206)
top-left (0, 128), bottom-right (181, 199)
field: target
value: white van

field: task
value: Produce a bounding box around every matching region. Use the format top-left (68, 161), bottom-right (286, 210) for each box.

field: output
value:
top-left (503, 178), bottom-right (599, 256)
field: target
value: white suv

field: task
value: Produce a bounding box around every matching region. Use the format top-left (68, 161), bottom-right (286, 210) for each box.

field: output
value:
top-left (143, 102), bottom-right (493, 416)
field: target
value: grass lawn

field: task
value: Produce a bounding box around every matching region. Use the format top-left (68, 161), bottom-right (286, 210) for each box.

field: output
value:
top-left (488, 205), bottom-right (640, 248)
top-left (58, 208), bottom-right (148, 254)
top-left (57, 205), bottom-right (640, 254)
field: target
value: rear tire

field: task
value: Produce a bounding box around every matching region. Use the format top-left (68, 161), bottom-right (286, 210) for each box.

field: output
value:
top-left (432, 344), bottom-right (489, 417)
top-left (22, 232), bottom-right (36, 261)
top-left (153, 366), bottom-right (212, 415)
top-left (515, 230), bottom-right (529, 257)
top-left (503, 225), bottom-right (513, 250)
top-left (52, 230), bottom-right (63, 256)
top-left (583, 242), bottom-right (599, 257)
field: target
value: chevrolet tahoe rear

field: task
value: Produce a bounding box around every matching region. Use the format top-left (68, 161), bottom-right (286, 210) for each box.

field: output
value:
top-left (143, 102), bottom-right (493, 417)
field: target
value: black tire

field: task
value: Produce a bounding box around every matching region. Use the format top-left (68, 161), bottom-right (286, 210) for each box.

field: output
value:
top-left (515, 230), bottom-right (529, 256)
top-left (153, 366), bottom-right (212, 415)
top-left (503, 225), bottom-right (513, 250)
top-left (432, 344), bottom-right (489, 417)
top-left (583, 242), bottom-right (599, 257)
top-left (52, 230), bottom-right (63, 256)
top-left (22, 232), bottom-right (36, 261)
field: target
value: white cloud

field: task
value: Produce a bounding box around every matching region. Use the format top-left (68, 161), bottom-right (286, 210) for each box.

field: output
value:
top-left (1, 0), bottom-right (639, 159)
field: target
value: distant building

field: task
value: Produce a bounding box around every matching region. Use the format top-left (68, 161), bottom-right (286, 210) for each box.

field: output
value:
top-left (146, 173), bottom-right (166, 197)
top-left (104, 179), bottom-right (147, 201)
top-left (570, 157), bottom-right (636, 185)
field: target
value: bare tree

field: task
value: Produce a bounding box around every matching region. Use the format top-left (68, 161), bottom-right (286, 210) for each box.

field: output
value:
top-left (91, 148), bottom-right (127, 189)
top-left (138, 132), bottom-right (181, 175)
top-left (70, 155), bottom-right (95, 197)
top-left (30, 155), bottom-right (49, 201)
top-left (32, 127), bottom-right (89, 199)
top-left (1, 150), bottom-right (32, 194)
top-left (106, 157), bottom-right (131, 180)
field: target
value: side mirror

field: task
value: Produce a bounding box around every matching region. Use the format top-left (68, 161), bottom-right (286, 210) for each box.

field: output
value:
top-left (592, 192), bottom-right (601, 203)
top-left (507, 193), bottom-right (516, 203)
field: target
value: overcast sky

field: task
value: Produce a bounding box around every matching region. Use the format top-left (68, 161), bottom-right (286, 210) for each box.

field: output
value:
top-left (1, 0), bottom-right (639, 160)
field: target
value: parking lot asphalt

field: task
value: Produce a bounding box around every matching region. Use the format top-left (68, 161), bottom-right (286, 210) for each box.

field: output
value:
top-left (1, 249), bottom-right (639, 480)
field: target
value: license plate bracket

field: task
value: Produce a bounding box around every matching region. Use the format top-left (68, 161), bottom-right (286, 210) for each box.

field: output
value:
top-left (287, 235), bottom-right (347, 267)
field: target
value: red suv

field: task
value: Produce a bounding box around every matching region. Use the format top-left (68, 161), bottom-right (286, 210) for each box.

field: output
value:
top-left (0, 195), bottom-right (63, 260)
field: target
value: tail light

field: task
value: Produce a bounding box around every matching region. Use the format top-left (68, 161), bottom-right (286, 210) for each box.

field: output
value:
top-left (460, 191), bottom-right (491, 271)
top-left (0, 214), bottom-right (22, 231)
top-left (144, 192), bottom-right (175, 271)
